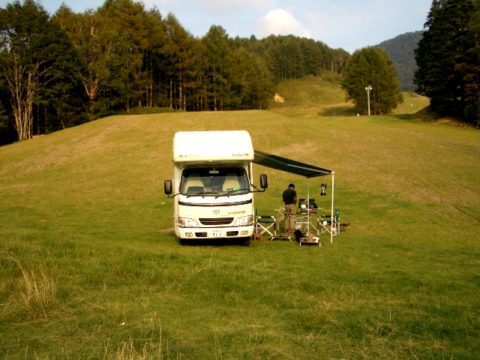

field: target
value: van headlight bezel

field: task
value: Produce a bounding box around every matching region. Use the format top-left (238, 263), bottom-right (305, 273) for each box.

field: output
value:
top-left (178, 217), bottom-right (200, 228)
top-left (233, 215), bottom-right (254, 227)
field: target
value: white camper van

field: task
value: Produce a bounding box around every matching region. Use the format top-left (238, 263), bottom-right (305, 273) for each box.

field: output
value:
top-left (164, 130), bottom-right (267, 243)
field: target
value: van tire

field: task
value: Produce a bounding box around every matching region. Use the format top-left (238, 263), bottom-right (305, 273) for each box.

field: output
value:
top-left (241, 237), bottom-right (251, 246)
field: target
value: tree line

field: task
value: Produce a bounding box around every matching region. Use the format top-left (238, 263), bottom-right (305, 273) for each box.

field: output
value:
top-left (0, 0), bottom-right (349, 143)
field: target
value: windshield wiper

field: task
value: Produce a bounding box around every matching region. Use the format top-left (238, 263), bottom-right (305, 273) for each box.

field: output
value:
top-left (186, 191), bottom-right (217, 198)
top-left (215, 189), bottom-right (249, 198)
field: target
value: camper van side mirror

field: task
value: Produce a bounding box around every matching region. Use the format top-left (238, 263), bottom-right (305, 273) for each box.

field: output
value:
top-left (260, 174), bottom-right (268, 189)
top-left (164, 180), bottom-right (173, 195)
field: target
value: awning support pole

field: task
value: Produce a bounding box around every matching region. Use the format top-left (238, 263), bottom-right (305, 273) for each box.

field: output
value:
top-left (307, 179), bottom-right (310, 236)
top-left (330, 171), bottom-right (335, 243)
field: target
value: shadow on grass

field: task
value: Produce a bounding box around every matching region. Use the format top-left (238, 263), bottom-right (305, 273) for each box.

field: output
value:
top-left (319, 106), bottom-right (357, 117)
top-left (179, 238), bottom-right (251, 246)
top-left (393, 107), bottom-right (475, 127)
top-left (393, 114), bottom-right (417, 121)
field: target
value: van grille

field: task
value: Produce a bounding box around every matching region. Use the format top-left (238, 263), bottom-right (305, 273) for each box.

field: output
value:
top-left (199, 217), bottom-right (233, 225)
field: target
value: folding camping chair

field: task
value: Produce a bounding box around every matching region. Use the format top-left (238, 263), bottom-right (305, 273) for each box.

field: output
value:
top-left (317, 214), bottom-right (338, 236)
top-left (254, 215), bottom-right (277, 240)
top-left (270, 208), bottom-right (292, 241)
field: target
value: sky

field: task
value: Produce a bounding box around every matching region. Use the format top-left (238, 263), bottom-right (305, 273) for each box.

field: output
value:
top-left (1, 0), bottom-right (432, 53)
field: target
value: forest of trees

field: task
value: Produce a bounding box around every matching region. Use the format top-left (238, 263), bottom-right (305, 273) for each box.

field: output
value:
top-left (1, 0), bottom-right (478, 145)
top-left (0, 0), bottom-right (349, 144)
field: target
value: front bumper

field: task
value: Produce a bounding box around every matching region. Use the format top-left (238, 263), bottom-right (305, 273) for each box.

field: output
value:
top-left (176, 225), bottom-right (253, 240)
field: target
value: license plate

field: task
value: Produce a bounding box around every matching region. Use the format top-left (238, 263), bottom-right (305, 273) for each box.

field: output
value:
top-left (212, 230), bottom-right (222, 237)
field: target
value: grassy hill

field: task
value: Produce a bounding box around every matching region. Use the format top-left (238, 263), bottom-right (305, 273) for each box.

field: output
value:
top-left (269, 74), bottom-right (430, 118)
top-left (0, 83), bottom-right (478, 358)
top-left (269, 73), bottom-right (354, 117)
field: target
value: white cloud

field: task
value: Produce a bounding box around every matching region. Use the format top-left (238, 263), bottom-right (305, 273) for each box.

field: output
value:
top-left (255, 8), bottom-right (312, 38)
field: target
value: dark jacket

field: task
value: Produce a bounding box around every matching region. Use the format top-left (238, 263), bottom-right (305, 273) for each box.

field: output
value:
top-left (283, 188), bottom-right (296, 205)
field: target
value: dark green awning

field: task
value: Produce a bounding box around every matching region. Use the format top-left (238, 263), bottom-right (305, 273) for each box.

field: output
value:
top-left (254, 150), bottom-right (331, 178)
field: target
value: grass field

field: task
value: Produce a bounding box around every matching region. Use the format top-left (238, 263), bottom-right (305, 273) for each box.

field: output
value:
top-left (1, 79), bottom-right (479, 358)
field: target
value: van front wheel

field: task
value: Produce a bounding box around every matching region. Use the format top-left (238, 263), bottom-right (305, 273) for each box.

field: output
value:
top-left (241, 237), bottom-right (251, 246)
top-left (179, 238), bottom-right (191, 246)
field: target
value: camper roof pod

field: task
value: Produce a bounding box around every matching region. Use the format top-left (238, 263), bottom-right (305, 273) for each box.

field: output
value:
top-left (173, 130), bottom-right (254, 163)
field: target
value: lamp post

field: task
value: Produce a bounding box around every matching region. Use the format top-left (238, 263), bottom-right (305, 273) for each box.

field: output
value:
top-left (365, 85), bottom-right (372, 116)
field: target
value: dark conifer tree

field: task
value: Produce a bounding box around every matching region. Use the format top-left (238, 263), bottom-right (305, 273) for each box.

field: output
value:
top-left (202, 26), bottom-right (231, 111)
top-left (415, 0), bottom-right (479, 125)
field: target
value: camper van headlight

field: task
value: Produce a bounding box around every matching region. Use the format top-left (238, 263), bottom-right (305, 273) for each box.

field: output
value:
top-left (233, 215), bottom-right (253, 227)
top-left (178, 217), bottom-right (199, 228)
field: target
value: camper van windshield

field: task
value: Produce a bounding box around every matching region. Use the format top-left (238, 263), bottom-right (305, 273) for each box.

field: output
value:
top-left (181, 167), bottom-right (249, 196)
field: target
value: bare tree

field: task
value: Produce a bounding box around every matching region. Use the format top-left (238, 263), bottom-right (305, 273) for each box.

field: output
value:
top-left (0, 0), bottom-right (58, 140)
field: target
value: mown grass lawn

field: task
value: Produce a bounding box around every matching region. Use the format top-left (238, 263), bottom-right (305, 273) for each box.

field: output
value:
top-left (0, 109), bottom-right (479, 359)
